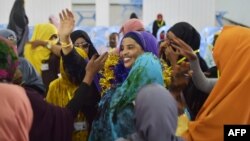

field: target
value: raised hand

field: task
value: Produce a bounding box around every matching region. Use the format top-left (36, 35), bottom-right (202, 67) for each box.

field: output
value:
top-left (83, 52), bottom-right (109, 85)
top-left (86, 52), bottom-right (108, 74)
top-left (159, 38), bottom-right (179, 67)
top-left (168, 32), bottom-right (197, 61)
top-left (58, 9), bottom-right (75, 43)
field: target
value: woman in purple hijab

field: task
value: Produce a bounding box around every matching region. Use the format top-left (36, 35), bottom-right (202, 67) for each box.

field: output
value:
top-left (88, 31), bottom-right (163, 141)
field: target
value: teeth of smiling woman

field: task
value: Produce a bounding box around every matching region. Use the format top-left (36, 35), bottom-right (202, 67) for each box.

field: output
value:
top-left (124, 58), bottom-right (131, 62)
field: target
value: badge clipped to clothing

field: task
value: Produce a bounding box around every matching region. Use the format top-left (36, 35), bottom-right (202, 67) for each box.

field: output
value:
top-left (74, 121), bottom-right (87, 131)
top-left (41, 60), bottom-right (49, 71)
top-left (41, 63), bottom-right (49, 71)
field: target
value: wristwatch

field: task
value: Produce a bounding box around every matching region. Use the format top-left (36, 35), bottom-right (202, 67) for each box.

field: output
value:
top-left (46, 41), bottom-right (52, 49)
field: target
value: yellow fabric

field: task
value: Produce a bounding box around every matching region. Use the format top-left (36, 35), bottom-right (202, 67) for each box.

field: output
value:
top-left (24, 23), bottom-right (58, 75)
top-left (46, 47), bottom-right (89, 141)
top-left (177, 49), bottom-right (199, 64)
top-left (176, 113), bottom-right (189, 136)
top-left (183, 26), bottom-right (250, 140)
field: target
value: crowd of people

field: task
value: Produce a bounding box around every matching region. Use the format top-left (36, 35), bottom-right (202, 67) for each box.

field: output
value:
top-left (0, 0), bottom-right (250, 141)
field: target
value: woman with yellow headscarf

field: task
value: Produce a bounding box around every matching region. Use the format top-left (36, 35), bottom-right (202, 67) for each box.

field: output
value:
top-left (24, 23), bottom-right (60, 90)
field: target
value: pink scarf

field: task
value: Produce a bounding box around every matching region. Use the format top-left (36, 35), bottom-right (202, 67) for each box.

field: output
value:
top-left (120, 19), bottom-right (145, 34)
top-left (0, 83), bottom-right (33, 141)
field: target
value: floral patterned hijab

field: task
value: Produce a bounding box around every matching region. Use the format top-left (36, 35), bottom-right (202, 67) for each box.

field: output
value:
top-left (0, 36), bottom-right (18, 82)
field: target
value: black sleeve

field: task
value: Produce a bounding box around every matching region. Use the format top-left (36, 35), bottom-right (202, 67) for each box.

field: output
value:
top-left (62, 48), bottom-right (100, 129)
top-left (24, 86), bottom-right (74, 141)
top-left (152, 21), bottom-right (158, 37)
top-left (13, 9), bottom-right (27, 28)
top-left (66, 82), bottom-right (91, 118)
top-left (9, 0), bottom-right (28, 28)
top-left (68, 82), bottom-right (100, 133)
top-left (61, 48), bottom-right (87, 85)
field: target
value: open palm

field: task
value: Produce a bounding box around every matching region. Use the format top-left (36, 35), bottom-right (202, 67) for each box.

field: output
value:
top-left (58, 9), bottom-right (75, 42)
top-left (167, 32), bottom-right (197, 61)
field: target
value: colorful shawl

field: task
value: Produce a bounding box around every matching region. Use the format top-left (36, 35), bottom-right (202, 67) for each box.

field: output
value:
top-left (0, 37), bottom-right (18, 82)
top-left (89, 53), bottom-right (164, 141)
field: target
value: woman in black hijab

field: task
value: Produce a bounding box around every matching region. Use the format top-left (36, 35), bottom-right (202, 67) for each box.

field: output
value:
top-left (164, 22), bottom-right (209, 120)
top-left (62, 30), bottom-right (101, 134)
top-left (70, 30), bottom-right (98, 59)
top-left (167, 22), bottom-right (208, 71)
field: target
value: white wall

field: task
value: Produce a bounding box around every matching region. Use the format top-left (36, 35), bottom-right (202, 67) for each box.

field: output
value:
top-left (72, 0), bottom-right (142, 26)
top-left (216, 0), bottom-right (250, 26)
top-left (0, 0), bottom-right (16, 25)
top-left (96, 0), bottom-right (109, 26)
top-left (1, 0), bottom-right (218, 30)
top-left (0, 0), bottom-right (71, 26)
top-left (143, 0), bottom-right (216, 31)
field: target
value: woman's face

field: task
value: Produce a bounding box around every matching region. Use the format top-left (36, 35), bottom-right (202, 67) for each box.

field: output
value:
top-left (120, 37), bottom-right (144, 68)
top-left (74, 37), bottom-right (89, 54)
top-left (165, 31), bottom-right (176, 45)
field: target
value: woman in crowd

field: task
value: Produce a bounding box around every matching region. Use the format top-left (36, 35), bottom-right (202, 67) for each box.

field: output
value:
top-left (0, 29), bottom-right (107, 141)
top-left (172, 25), bottom-right (250, 140)
top-left (118, 25), bottom-right (250, 141)
top-left (86, 30), bottom-right (163, 141)
top-left (0, 29), bottom-right (46, 95)
top-left (119, 19), bottom-right (145, 35)
top-left (24, 23), bottom-right (60, 90)
top-left (45, 10), bottom-right (101, 141)
top-left (152, 13), bottom-right (166, 38)
top-left (88, 30), bottom-right (190, 140)
top-left (160, 22), bottom-right (210, 120)
top-left (116, 84), bottom-right (183, 141)
top-left (70, 30), bottom-right (99, 59)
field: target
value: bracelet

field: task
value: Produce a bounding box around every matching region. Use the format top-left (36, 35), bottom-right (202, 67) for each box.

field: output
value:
top-left (60, 41), bottom-right (73, 48)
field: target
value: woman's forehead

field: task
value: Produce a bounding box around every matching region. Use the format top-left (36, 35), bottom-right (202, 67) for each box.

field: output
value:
top-left (75, 37), bottom-right (87, 42)
top-left (122, 37), bottom-right (137, 45)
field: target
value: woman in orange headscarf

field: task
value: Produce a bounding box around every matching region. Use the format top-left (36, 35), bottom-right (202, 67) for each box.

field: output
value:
top-left (170, 25), bottom-right (250, 140)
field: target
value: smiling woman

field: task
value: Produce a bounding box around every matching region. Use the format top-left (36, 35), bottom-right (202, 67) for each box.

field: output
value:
top-left (89, 31), bottom-right (163, 141)
top-left (120, 37), bottom-right (144, 68)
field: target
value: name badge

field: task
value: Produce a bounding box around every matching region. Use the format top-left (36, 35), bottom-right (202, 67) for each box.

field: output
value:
top-left (74, 121), bottom-right (87, 131)
top-left (41, 63), bottom-right (49, 71)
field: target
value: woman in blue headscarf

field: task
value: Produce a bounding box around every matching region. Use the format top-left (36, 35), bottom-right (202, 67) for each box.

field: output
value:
top-left (88, 31), bottom-right (164, 141)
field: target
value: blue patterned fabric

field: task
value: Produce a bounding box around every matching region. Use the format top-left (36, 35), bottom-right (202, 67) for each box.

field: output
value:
top-left (89, 53), bottom-right (164, 141)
